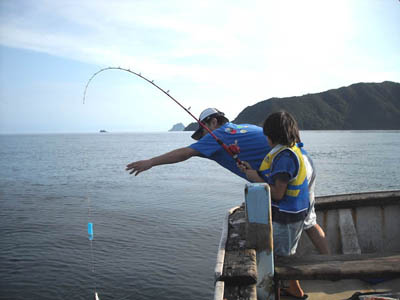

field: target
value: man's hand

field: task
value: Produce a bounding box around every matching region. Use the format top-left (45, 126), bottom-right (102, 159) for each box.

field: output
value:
top-left (126, 159), bottom-right (153, 176)
top-left (125, 147), bottom-right (200, 177)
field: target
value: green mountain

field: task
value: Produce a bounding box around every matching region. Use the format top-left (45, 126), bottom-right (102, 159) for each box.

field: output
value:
top-left (184, 81), bottom-right (400, 130)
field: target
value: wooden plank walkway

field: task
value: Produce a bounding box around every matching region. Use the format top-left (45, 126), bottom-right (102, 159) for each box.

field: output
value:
top-left (338, 209), bottom-right (361, 254)
top-left (220, 249), bottom-right (257, 285)
top-left (275, 253), bottom-right (400, 280)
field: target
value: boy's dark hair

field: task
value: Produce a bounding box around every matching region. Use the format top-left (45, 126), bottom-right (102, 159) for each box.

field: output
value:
top-left (263, 111), bottom-right (300, 147)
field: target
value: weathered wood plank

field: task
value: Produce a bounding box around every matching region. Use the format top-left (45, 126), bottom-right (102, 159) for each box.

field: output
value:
top-left (323, 209), bottom-right (341, 254)
top-left (275, 253), bottom-right (400, 280)
top-left (338, 209), bottom-right (361, 254)
top-left (315, 190), bottom-right (400, 211)
top-left (226, 208), bottom-right (247, 251)
top-left (277, 252), bottom-right (398, 264)
top-left (383, 204), bottom-right (400, 252)
top-left (223, 284), bottom-right (257, 300)
top-left (221, 249), bottom-right (257, 285)
top-left (215, 206), bottom-right (241, 281)
top-left (214, 281), bottom-right (224, 300)
top-left (355, 206), bottom-right (383, 253)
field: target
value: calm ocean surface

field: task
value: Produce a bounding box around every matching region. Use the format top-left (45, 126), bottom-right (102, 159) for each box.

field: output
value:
top-left (1, 131), bottom-right (400, 300)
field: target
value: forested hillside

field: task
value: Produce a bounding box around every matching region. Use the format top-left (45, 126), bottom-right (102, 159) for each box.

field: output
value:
top-left (185, 81), bottom-right (400, 130)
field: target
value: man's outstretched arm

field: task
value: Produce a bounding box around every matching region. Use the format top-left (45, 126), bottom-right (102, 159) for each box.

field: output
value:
top-left (126, 147), bottom-right (200, 176)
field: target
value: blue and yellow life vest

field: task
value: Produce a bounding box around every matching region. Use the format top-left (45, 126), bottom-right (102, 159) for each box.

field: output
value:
top-left (259, 143), bottom-right (309, 223)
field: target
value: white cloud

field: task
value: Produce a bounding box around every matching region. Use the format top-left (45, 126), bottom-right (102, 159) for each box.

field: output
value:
top-left (1, 0), bottom-right (399, 130)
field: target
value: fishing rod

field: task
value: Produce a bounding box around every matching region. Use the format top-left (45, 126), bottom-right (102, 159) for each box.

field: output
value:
top-left (83, 67), bottom-right (241, 300)
top-left (83, 67), bottom-right (241, 162)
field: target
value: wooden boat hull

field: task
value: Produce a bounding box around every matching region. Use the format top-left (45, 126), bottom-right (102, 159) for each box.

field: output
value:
top-left (297, 190), bottom-right (400, 256)
top-left (214, 189), bottom-right (400, 300)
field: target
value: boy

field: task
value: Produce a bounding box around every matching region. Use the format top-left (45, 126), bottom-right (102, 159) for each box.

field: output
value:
top-left (238, 111), bottom-right (310, 299)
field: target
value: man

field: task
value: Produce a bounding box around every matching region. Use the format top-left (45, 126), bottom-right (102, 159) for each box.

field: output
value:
top-left (126, 107), bottom-right (329, 251)
top-left (126, 108), bottom-right (271, 179)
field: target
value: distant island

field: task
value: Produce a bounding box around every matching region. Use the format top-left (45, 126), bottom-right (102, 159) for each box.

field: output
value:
top-left (169, 123), bottom-right (185, 131)
top-left (184, 81), bottom-right (400, 130)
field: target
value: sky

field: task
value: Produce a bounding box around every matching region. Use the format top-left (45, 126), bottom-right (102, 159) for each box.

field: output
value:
top-left (0, 0), bottom-right (399, 134)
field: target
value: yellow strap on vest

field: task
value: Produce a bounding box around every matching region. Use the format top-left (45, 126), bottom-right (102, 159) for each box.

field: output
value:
top-left (259, 144), bottom-right (307, 197)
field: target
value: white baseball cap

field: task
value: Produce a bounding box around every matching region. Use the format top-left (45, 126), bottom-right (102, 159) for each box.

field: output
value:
top-left (191, 108), bottom-right (228, 140)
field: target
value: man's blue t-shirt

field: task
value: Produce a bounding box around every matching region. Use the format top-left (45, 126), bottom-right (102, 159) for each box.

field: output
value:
top-left (189, 123), bottom-right (271, 180)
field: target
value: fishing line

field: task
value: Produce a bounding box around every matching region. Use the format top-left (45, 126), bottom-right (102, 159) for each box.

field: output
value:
top-left (83, 66), bottom-right (241, 162)
top-left (83, 141), bottom-right (100, 299)
top-left (87, 199), bottom-right (98, 298)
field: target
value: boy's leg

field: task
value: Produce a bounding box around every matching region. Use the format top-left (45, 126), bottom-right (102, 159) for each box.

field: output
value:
top-left (304, 193), bottom-right (330, 254)
top-left (287, 280), bottom-right (306, 298)
top-left (305, 224), bottom-right (330, 254)
top-left (273, 221), bottom-right (307, 298)
top-left (273, 221), bottom-right (304, 256)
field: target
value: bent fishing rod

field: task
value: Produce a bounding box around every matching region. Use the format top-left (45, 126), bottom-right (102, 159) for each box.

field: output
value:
top-left (83, 67), bottom-right (241, 162)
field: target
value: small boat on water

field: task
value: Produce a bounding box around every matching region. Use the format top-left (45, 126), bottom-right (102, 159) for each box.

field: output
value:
top-left (214, 186), bottom-right (400, 300)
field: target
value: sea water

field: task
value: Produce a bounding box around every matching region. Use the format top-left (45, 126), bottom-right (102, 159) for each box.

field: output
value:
top-left (0, 131), bottom-right (399, 300)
